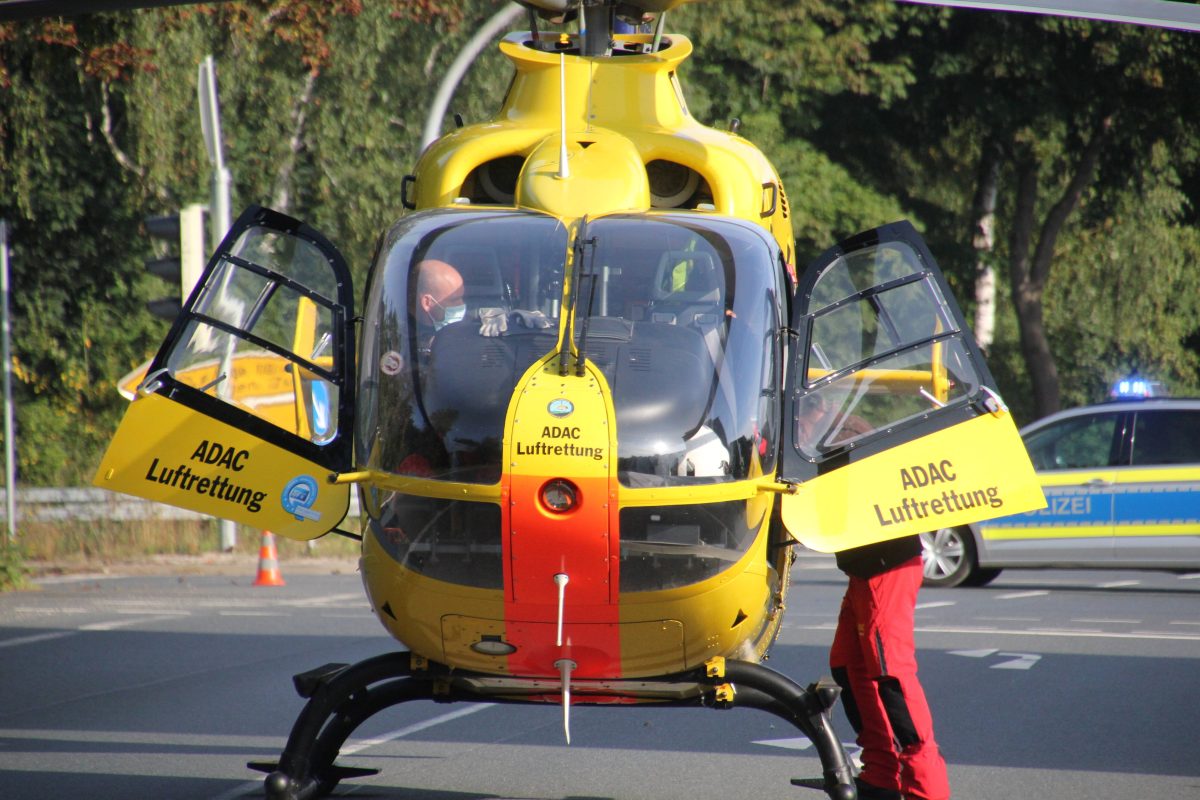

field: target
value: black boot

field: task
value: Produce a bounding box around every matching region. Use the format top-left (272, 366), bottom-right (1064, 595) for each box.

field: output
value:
top-left (855, 777), bottom-right (903, 800)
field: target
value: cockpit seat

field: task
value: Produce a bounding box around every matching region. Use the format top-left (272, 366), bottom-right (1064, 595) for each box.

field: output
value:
top-left (422, 322), bottom-right (516, 453)
top-left (422, 320), bottom-right (557, 449)
top-left (649, 249), bottom-right (722, 328)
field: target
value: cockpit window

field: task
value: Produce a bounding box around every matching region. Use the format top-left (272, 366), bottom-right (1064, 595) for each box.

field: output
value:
top-left (581, 215), bottom-right (784, 486)
top-left (357, 210), bottom-right (785, 488)
top-left (358, 210), bottom-right (568, 484)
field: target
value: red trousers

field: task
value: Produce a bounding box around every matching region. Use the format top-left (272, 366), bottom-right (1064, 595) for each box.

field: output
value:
top-left (829, 556), bottom-right (950, 800)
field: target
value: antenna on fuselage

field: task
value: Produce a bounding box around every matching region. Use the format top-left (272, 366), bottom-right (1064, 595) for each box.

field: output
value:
top-left (557, 51), bottom-right (570, 180)
top-left (650, 11), bottom-right (666, 52)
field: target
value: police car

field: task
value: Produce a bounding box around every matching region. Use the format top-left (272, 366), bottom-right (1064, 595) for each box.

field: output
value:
top-left (920, 379), bottom-right (1200, 587)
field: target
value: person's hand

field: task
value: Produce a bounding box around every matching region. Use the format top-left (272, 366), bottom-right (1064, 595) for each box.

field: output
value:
top-left (478, 307), bottom-right (507, 337)
top-left (512, 309), bottom-right (552, 329)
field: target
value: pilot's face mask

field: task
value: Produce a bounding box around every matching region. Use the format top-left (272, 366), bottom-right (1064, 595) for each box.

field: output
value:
top-left (432, 296), bottom-right (467, 330)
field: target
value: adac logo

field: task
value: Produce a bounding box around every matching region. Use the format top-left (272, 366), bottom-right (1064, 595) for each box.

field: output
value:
top-left (282, 475), bottom-right (322, 522)
top-left (548, 398), bottom-right (574, 418)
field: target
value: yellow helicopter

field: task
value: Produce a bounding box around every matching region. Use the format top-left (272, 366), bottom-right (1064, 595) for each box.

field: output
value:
top-left (10, 0), bottom-right (1077, 797)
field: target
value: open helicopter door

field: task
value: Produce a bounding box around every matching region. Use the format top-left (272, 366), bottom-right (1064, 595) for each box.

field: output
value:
top-left (94, 205), bottom-right (356, 541)
top-left (779, 221), bottom-right (1044, 552)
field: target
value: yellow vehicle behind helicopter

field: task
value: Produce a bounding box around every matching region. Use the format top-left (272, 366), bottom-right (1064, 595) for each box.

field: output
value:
top-left (88, 2), bottom-right (1046, 798)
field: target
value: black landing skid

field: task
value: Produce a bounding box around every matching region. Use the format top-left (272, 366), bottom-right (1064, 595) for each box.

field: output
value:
top-left (248, 652), bottom-right (857, 800)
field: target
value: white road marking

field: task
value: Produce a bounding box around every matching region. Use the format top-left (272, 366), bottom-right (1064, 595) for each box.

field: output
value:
top-left (1073, 618), bottom-right (1141, 624)
top-left (1097, 580), bottom-right (1140, 588)
top-left (341, 703), bottom-right (494, 755)
top-left (992, 652), bottom-right (1041, 670)
top-left (79, 616), bottom-right (181, 631)
top-left (949, 648), bottom-right (997, 658)
top-left (915, 625), bottom-right (1200, 642)
top-left (949, 648), bottom-right (1040, 669)
top-left (11, 606), bottom-right (89, 614)
top-left (207, 703), bottom-right (495, 800)
top-left (105, 599), bottom-right (187, 608)
top-left (0, 728), bottom-right (281, 748)
top-left (995, 590), bottom-right (1049, 600)
top-left (915, 601), bottom-right (956, 610)
top-left (285, 593), bottom-right (364, 608)
top-left (0, 631), bottom-right (76, 649)
top-left (798, 623), bottom-right (1200, 642)
top-left (115, 608), bottom-right (191, 616)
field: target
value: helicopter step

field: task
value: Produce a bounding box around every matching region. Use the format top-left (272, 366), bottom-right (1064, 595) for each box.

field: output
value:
top-left (248, 651), bottom-right (857, 800)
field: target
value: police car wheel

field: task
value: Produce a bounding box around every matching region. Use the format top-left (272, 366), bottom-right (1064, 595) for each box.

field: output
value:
top-left (919, 526), bottom-right (977, 588)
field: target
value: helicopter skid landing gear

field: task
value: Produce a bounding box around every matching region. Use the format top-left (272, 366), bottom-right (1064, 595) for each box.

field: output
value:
top-left (248, 652), bottom-right (417, 800)
top-left (704, 659), bottom-right (856, 800)
top-left (249, 652), bottom-right (856, 800)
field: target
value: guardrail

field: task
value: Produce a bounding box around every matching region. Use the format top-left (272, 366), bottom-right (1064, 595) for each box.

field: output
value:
top-left (0, 488), bottom-right (204, 522)
top-left (0, 488), bottom-right (360, 522)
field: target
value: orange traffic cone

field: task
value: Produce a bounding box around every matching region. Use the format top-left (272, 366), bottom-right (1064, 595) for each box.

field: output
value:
top-left (253, 531), bottom-right (286, 587)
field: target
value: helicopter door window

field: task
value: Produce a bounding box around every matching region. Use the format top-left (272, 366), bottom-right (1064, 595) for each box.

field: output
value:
top-left (792, 240), bottom-right (982, 460)
top-left (164, 223), bottom-right (343, 442)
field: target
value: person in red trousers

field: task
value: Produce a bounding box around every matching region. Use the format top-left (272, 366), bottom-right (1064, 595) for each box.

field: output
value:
top-left (830, 535), bottom-right (951, 800)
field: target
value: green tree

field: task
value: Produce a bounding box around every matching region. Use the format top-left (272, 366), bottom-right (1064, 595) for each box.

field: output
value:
top-left (0, 13), bottom-right (161, 483)
top-left (1048, 146), bottom-right (1200, 406)
top-left (813, 7), bottom-right (1200, 419)
top-left (673, 0), bottom-right (916, 259)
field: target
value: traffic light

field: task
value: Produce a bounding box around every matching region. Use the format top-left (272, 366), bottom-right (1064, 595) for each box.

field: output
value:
top-left (144, 203), bottom-right (207, 321)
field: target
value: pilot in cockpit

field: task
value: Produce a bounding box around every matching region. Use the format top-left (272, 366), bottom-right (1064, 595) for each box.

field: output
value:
top-left (414, 258), bottom-right (467, 347)
top-left (415, 256), bottom-right (552, 343)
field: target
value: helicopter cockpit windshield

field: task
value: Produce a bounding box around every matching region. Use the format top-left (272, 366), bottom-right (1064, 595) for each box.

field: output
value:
top-left (579, 214), bottom-right (785, 486)
top-left (358, 209), bottom-right (568, 484)
top-left (358, 210), bottom-right (786, 489)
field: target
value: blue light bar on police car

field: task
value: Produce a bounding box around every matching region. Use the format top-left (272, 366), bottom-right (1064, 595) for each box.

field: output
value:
top-left (1110, 374), bottom-right (1165, 399)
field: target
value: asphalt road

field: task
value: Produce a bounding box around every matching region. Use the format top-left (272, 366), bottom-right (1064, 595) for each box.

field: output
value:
top-left (1, 554), bottom-right (1197, 800)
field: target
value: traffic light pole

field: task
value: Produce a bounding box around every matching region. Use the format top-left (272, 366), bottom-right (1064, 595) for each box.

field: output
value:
top-left (1, 220), bottom-right (16, 542)
top-left (199, 54), bottom-right (237, 552)
top-left (199, 55), bottom-right (232, 250)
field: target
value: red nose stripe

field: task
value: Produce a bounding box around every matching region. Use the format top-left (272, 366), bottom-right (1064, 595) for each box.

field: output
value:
top-left (503, 473), bottom-right (620, 678)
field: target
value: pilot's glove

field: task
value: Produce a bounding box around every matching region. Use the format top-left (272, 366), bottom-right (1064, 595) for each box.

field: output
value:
top-left (512, 310), bottom-right (552, 329)
top-left (478, 307), bottom-right (508, 337)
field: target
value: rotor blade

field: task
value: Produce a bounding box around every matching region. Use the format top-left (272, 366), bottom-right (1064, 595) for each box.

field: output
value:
top-left (897, 0), bottom-right (1200, 32)
top-left (0, 0), bottom-right (234, 22)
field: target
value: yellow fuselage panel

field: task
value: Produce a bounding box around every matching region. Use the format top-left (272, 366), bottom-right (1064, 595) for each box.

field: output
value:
top-left (516, 133), bottom-right (651, 218)
top-left (412, 34), bottom-right (794, 256)
top-left (360, 522), bottom-right (775, 679)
